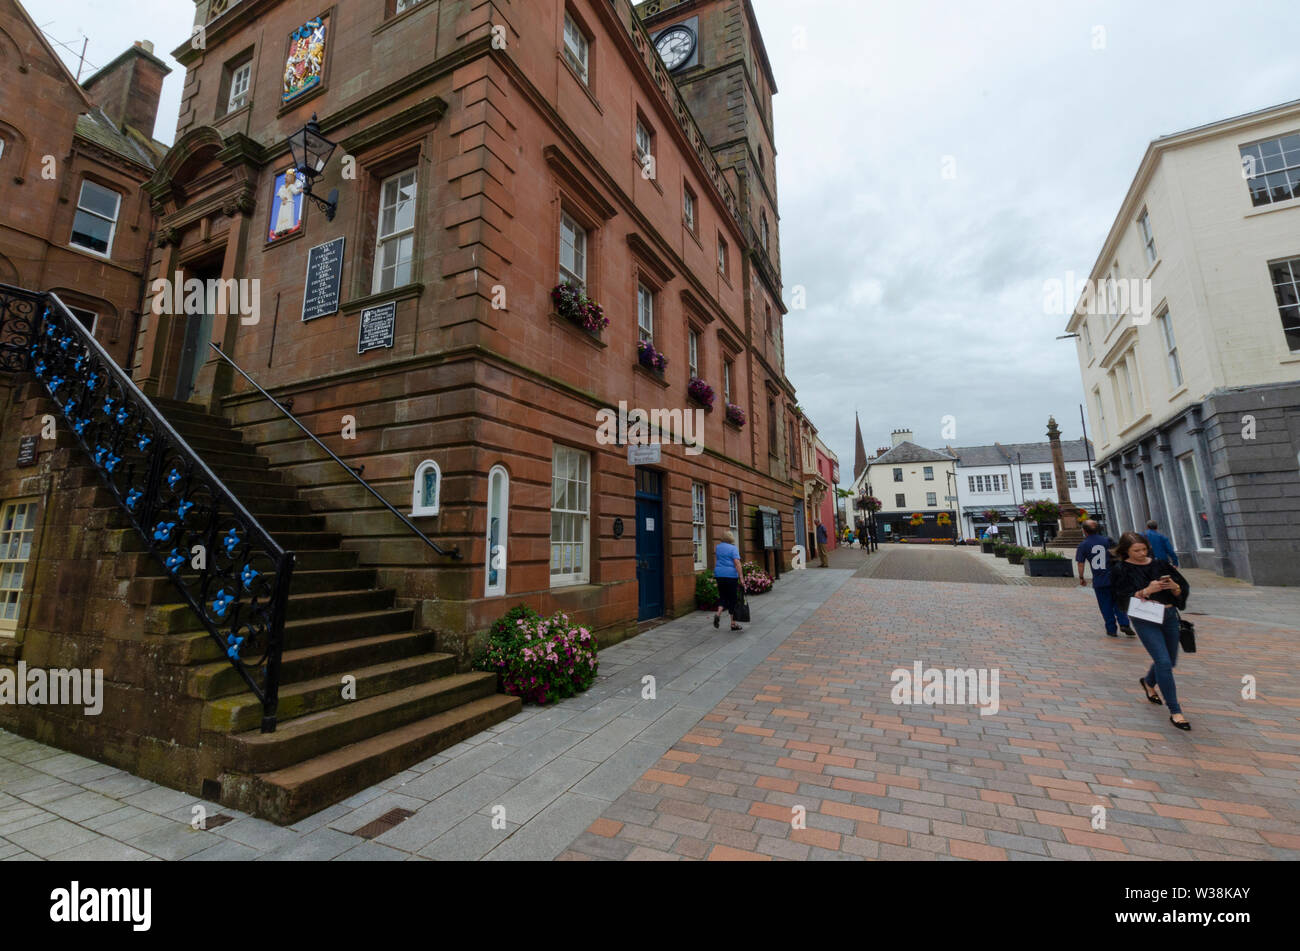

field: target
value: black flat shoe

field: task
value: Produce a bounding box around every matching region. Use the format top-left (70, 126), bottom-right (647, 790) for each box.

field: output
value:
top-left (713, 614), bottom-right (720, 629)
top-left (1121, 626), bottom-right (1137, 637)
top-left (730, 625), bottom-right (743, 632)
top-left (1106, 631), bottom-right (1119, 638)
top-left (1170, 716), bottom-right (1191, 731)
top-left (1140, 678), bottom-right (1162, 705)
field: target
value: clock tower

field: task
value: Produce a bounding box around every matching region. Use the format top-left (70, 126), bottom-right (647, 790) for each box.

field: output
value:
top-left (637, 0), bottom-right (786, 374)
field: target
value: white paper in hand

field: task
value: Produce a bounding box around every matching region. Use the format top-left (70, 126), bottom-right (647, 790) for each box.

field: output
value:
top-left (1127, 598), bottom-right (1166, 624)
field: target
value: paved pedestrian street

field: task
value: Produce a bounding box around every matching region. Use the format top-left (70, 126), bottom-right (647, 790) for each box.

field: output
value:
top-left (1, 546), bottom-right (1296, 861)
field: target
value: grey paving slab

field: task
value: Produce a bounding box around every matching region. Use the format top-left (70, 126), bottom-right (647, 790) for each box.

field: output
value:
top-left (373, 772), bottom-right (518, 852)
top-left (396, 742), bottom-right (514, 800)
top-left (334, 840), bottom-right (411, 861)
top-left (483, 792), bottom-right (610, 862)
top-left (484, 729), bottom-right (587, 780)
top-left (44, 790), bottom-right (125, 823)
top-left (211, 816), bottom-right (301, 851)
top-left (126, 823), bottom-right (221, 860)
top-left (48, 836), bottom-right (153, 861)
top-left (183, 838), bottom-right (264, 861)
top-left (417, 813), bottom-right (516, 861)
top-left (91, 807), bottom-right (177, 841)
top-left (121, 786), bottom-right (204, 816)
top-left (478, 754), bottom-right (598, 827)
top-left (6, 817), bottom-right (100, 857)
top-left (571, 740), bottom-right (675, 802)
top-left (256, 827), bottom-right (357, 862)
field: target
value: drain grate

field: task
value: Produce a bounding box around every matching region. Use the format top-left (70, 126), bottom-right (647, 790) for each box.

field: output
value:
top-left (204, 813), bottom-right (236, 829)
top-left (352, 808), bottom-right (416, 839)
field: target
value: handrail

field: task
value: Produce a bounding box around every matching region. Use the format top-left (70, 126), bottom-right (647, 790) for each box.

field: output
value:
top-left (208, 342), bottom-right (462, 560)
top-left (0, 284), bottom-right (294, 732)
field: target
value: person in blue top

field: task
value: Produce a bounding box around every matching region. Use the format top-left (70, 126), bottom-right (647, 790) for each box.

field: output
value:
top-left (1144, 520), bottom-right (1179, 567)
top-left (1075, 520), bottom-right (1135, 638)
top-left (712, 531), bottom-right (745, 631)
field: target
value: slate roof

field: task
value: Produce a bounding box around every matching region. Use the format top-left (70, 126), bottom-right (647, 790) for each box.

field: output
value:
top-left (75, 108), bottom-right (167, 171)
top-left (868, 441), bottom-right (958, 466)
top-left (950, 438), bottom-right (1094, 468)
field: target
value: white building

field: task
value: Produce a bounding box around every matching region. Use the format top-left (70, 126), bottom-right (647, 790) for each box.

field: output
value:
top-left (1065, 98), bottom-right (1300, 584)
top-left (950, 439), bottom-right (1100, 545)
top-left (849, 429), bottom-right (958, 540)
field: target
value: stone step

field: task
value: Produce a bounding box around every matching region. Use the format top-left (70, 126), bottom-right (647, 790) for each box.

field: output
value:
top-left (130, 567), bottom-right (378, 606)
top-left (223, 479), bottom-right (301, 501)
top-left (147, 587), bottom-right (394, 634)
top-left (153, 398), bottom-right (234, 428)
top-left (220, 693), bottom-right (521, 825)
top-left (116, 546), bottom-right (358, 581)
top-left (221, 673), bottom-right (509, 779)
top-left (201, 652), bottom-right (457, 733)
top-left (192, 447), bottom-right (269, 472)
top-left (164, 606), bottom-right (419, 668)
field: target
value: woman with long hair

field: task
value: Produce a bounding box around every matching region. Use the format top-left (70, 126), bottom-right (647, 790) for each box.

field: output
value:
top-left (1110, 531), bottom-right (1193, 731)
top-left (712, 530), bottom-right (744, 632)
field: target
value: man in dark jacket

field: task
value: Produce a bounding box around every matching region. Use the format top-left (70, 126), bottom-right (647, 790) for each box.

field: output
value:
top-left (816, 521), bottom-right (829, 567)
top-left (1144, 521), bottom-right (1179, 567)
top-left (1075, 520), bottom-right (1136, 638)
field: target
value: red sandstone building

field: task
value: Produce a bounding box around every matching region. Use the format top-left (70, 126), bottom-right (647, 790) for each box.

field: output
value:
top-left (0, 0), bottom-right (804, 820)
top-left (0, 0), bottom-right (169, 368)
top-left (137, 0), bottom-right (800, 642)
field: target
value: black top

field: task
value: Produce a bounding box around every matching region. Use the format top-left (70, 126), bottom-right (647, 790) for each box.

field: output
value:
top-left (1111, 558), bottom-right (1190, 612)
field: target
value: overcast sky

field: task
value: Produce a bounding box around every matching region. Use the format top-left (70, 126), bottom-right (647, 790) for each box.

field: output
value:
top-left (40, 0), bottom-right (1300, 474)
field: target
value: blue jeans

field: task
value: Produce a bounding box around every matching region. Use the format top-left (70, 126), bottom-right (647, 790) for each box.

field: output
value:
top-left (1094, 585), bottom-right (1131, 634)
top-left (1134, 607), bottom-right (1183, 716)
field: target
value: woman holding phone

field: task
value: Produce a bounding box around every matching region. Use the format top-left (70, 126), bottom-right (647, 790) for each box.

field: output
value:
top-left (1110, 532), bottom-right (1193, 731)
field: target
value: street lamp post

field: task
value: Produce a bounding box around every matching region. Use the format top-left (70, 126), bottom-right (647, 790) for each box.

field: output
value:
top-left (287, 113), bottom-right (340, 221)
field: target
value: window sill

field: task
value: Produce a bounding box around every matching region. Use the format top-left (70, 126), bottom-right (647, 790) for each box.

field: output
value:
top-left (1244, 195), bottom-right (1300, 218)
top-left (633, 151), bottom-right (663, 195)
top-left (1167, 384), bottom-right (1189, 403)
top-left (264, 226), bottom-right (307, 251)
top-left (1280, 353), bottom-right (1300, 365)
top-left (66, 242), bottom-right (114, 263)
top-left (559, 53), bottom-right (602, 115)
top-left (633, 361), bottom-right (669, 389)
top-left (373, 0), bottom-right (434, 35)
top-left (214, 102), bottom-right (251, 129)
top-left (551, 311), bottom-right (607, 349)
top-left (343, 282), bottom-right (423, 315)
top-left (1146, 257), bottom-right (1161, 280)
top-left (684, 223), bottom-right (702, 250)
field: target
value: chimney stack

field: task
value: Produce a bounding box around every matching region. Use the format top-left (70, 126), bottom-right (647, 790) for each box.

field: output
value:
top-left (81, 40), bottom-right (172, 140)
top-left (890, 429), bottom-right (914, 448)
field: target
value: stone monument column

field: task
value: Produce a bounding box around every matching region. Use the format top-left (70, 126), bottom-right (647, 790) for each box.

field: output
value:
top-left (1048, 416), bottom-right (1085, 548)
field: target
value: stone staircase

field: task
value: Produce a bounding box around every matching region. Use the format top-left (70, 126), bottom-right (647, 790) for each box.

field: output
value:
top-left (119, 396), bottom-right (520, 824)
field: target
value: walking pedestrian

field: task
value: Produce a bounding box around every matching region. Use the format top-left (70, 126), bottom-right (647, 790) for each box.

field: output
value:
top-left (1111, 532), bottom-right (1193, 731)
top-left (816, 520), bottom-right (829, 567)
top-left (1144, 520), bottom-right (1180, 567)
top-left (1075, 519), bottom-right (1135, 638)
top-left (869, 526), bottom-right (878, 551)
top-left (712, 530), bottom-right (744, 632)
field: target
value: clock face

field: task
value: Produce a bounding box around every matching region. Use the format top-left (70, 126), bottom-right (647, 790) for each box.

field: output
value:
top-left (655, 26), bottom-right (696, 72)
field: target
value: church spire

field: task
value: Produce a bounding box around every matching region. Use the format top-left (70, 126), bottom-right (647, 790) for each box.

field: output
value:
top-left (853, 412), bottom-right (868, 481)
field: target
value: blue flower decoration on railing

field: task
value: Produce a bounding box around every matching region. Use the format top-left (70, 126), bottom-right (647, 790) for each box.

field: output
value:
top-left (73, 417), bottom-right (88, 436)
top-left (103, 397), bottom-right (115, 415)
top-left (104, 452), bottom-right (121, 473)
top-left (153, 521), bottom-right (177, 543)
top-left (240, 564), bottom-right (259, 588)
top-left (167, 469), bottom-right (182, 489)
top-left (59, 335), bottom-right (72, 351)
top-left (49, 375), bottom-right (64, 392)
top-left (226, 635), bottom-right (245, 660)
top-left (115, 407), bottom-right (129, 426)
top-left (164, 548), bottom-right (185, 572)
top-left (65, 399), bottom-right (78, 417)
top-left (33, 360), bottom-right (46, 378)
top-left (86, 372), bottom-right (99, 391)
top-left (93, 446), bottom-right (109, 467)
top-left (177, 500), bottom-right (194, 519)
top-left (223, 528), bottom-right (241, 554)
top-left (74, 355), bottom-right (85, 372)
top-left (212, 590), bottom-right (236, 618)
top-left (137, 435), bottom-right (151, 452)
top-left (125, 489), bottom-right (143, 510)
top-left (45, 323), bottom-right (56, 337)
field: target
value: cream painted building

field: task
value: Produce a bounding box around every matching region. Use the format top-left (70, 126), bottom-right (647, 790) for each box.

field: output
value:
top-left (851, 429), bottom-right (958, 539)
top-left (1066, 98), bottom-right (1300, 584)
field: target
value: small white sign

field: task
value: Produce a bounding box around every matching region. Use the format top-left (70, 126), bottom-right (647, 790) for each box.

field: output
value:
top-left (628, 443), bottom-right (662, 466)
top-left (645, 518), bottom-right (655, 531)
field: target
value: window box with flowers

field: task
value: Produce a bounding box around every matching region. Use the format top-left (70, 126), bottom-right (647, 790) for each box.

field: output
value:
top-left (686, 377), bottom-right (715, 411)
top-left (909, 513), bottom-right (925, 527)
top-left (724, 403), bottom-right (746, 428)
top-left (552, 283), bottom-right (609, 340)
top-left (636, 339), bottom-right (668, 380)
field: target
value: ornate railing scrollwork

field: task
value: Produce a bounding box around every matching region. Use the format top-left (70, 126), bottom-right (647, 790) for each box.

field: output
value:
top-left (0, 284), bottom-right (294, 733)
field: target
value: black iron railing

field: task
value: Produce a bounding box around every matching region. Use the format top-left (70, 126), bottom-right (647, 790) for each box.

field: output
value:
top-left (0, 284), bottom-right (294, 733)
top-left (208, 341), bottom-right (461, 561)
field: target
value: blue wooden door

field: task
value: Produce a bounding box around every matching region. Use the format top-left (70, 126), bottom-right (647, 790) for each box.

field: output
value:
top-left (635, 470), bottom-right (664, 621)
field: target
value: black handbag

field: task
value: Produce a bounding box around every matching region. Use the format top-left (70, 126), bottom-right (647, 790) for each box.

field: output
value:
top-left (733, 586), bottom-right (751, 623)
top-left (1179, 617), bottom-right (1197, 654)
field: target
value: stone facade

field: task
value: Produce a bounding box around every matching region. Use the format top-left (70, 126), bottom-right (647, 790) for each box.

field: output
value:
top-left (1066, 98), bottom-right (1300, 584)
top-left (0, 0), bottom-right (168, 367)
top-left (126, 0), bottom-right (801, 653)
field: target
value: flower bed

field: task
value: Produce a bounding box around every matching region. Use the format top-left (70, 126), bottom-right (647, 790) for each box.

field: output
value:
top-left (741, 561), bottom-right (772, 595)
top-left (475, 605), bottom-right (598, 705)
top-left (551, 283), bottom-right (608, 335)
